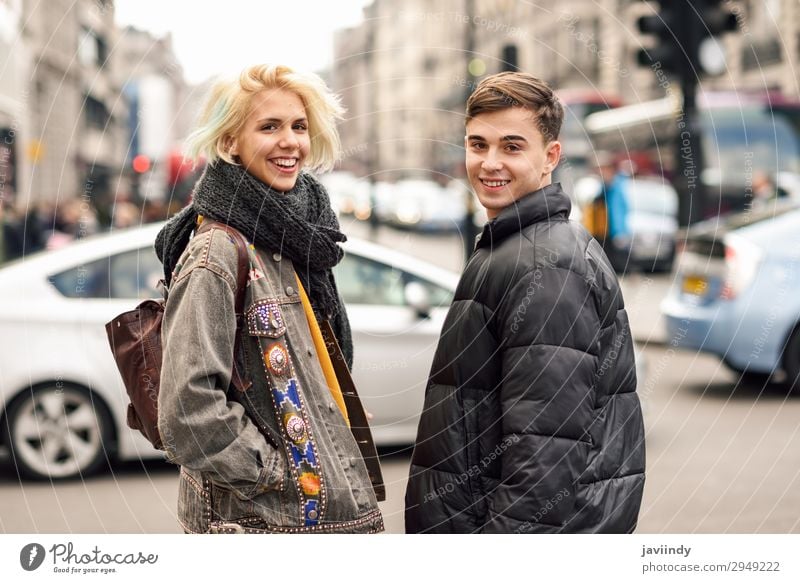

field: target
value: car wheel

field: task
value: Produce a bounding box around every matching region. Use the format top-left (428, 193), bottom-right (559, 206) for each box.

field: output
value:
top-left (648, 258), bottom-right (674, 274)
top-left (784, 328), bottom-right (800, 395)
top-left (4, 384), bottom-right (113, 480)
top-left (735, 370), bottom-right (773, 386)
top-left (646, 247), bottom-right (675, 274)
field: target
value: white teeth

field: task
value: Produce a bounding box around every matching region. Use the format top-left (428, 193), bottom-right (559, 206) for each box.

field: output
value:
top-left (482, 180), bottom-right (509, 187)
top-left (274, 159), bottom-right (296, 167)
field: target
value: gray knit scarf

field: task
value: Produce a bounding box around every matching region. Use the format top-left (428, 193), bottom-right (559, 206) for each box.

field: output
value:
top-left (155, 160), bottom-right (353, 367)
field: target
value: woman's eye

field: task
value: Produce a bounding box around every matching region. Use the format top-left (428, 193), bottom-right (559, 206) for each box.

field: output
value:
top-left (261, 124), bottom-right (277, 131)
top-left (293, 123), bottom-right (308, 131)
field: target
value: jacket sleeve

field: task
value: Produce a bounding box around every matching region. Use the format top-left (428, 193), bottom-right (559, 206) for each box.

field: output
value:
top-left (481, 264), bottom-right (601, 533)
top-left (158, 264), bottom-right (284, 500)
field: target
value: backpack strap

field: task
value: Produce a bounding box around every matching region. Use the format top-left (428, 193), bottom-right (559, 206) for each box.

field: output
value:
top-left (196, 218), bottom-right (252, 392)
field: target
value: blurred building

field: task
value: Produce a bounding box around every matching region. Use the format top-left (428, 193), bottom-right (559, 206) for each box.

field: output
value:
top-left (20, 0), bottom-right (129, 215)
top-left (334, 0), bottom-right (468, 182)
top-left (0, 0), bottom-right (25, 209)
top-left (333, 0), bottom-right (800, 179)
top-left (116, 26), bottom-right (189, 205)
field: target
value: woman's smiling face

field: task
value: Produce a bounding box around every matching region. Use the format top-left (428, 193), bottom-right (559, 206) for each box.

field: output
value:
top-left (228, 88), bottom-right (311, 192)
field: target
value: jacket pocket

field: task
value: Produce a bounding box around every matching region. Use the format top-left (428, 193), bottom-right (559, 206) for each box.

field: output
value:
top-left (246, 299), bottom-right (287, 338)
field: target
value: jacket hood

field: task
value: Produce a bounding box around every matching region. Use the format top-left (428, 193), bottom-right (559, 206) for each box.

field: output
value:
top-left (476, 182), bottom-right (571, 250)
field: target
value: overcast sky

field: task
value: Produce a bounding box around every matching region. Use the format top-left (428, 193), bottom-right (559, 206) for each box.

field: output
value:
top-left (114, 0), bottom-right (372, 84)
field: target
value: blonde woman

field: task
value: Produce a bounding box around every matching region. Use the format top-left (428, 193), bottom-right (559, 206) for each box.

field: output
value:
top-left (156, 65), bottom-right (383, 534)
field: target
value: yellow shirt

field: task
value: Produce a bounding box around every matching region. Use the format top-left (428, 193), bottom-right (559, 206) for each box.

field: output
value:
top-left (295, 275), bottom-right (350, 426)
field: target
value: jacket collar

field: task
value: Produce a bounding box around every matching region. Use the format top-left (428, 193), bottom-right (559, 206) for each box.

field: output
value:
top-left (475, 182), bottom-right (571, 250)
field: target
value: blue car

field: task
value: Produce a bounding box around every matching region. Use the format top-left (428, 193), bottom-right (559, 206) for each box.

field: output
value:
top-left (661, 203), bottom-right (800, 390)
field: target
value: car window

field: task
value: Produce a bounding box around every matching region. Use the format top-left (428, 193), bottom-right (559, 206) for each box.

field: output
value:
top-left (50, 256), bottom-right (109, 298)
top-left (50, 246), bottom-right (162, 299)
top-left (110, 247), bottom-right (163, 299)
top-left (334, 253), bottom-right (453, 307)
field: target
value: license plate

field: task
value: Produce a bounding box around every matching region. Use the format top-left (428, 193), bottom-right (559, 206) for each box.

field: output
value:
top-left (682, 275), bottom-right (709, 296)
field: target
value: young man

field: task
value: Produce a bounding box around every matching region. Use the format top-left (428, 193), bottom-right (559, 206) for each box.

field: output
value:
top-left (405, 72), bottom-right (645, 534)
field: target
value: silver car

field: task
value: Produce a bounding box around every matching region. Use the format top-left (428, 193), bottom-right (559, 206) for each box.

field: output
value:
top-left (0, 223), bottom-right (457, 480)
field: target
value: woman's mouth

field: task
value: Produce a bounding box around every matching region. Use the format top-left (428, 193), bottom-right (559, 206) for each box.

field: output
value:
top-left (270, 157), bottom-right (298, 174)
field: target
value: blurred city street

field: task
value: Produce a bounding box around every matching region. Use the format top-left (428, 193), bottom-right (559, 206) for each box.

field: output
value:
top-left (1, 227), bottom-right (798, 534)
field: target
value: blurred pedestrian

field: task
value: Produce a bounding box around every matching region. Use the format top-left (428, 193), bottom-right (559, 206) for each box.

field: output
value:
top-left (0, 202), bottom-right (8, 264)
top-left (111, 192), bottom-right (141, 229)
top-left (155, 64), bottom-right (383, 534)
top-left (405, 72), bottom-right (645, 533)
top-left (46, 198), bottom-right (99, 250)
top-left (750, 170), bottom-right (785, 210)
top-left (1, 203), bottom-right (45, 261)
top-left (581, 151), bottom-right (614, 241)
top-left (605, 159), bottom-right (634, 273)
top-left (461, 183), bottom-right (480, 264)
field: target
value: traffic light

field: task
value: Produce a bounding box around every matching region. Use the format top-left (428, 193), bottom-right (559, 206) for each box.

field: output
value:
top-left (635, 1), bottom-right (688, 74)
top-left (695, 0), bottom-right (738, 76)
top-left (132, 154), bottom-right (151, 174)
top-left (635, 1), bottom-right (738, 227)
top-left (500, 44), bottom-right (519, 72)
top-left (636, 0), bottom-right (738, 77)
top-left (697, 0), bottom-right (738, 37)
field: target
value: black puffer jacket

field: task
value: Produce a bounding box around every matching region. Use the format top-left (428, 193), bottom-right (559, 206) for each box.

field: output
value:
top-left (405, 183), bottom-right (645, 533)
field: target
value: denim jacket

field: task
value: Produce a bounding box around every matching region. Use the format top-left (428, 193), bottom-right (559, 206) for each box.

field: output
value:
top-left (158, 225), bottom-right (384, 534)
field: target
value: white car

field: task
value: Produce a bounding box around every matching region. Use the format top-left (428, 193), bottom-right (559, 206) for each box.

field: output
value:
top-left (0, 223), bottom-right (458, 480)
top-left (377, 180), bottom-right (465, 232)
top-left (318, 171), bottom-right (373, 221)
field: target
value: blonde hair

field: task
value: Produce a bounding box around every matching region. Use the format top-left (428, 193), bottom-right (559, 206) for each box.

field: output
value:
top-left (185, 64), bottom-right (345, 172)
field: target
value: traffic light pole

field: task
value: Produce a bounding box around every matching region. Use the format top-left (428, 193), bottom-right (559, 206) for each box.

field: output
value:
top-left (637, 0), bottom-right (738, 226)
top-left (462, 0), bottom-right (479, 265)
top-left (677, 66), bottom-right (707, 227)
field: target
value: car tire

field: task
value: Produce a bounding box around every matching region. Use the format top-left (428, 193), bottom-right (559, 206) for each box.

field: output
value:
top-left (648, 258), bottom-right (674, 274)
top-left (783, 328), bottom-right (800, 395)
top-left (735, 370), bottom-right (774, 387)
top-left (646, 247), bottom-right (675, 274)
top-left (4, 384), bottom-right (114, 480)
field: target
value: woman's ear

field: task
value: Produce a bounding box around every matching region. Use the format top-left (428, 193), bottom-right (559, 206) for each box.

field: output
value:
top-left (223, 135), bottom-right (238, 157)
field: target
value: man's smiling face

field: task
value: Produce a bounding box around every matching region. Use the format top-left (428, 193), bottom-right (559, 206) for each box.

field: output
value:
top-left (465, 106), bottom-right (561, 219)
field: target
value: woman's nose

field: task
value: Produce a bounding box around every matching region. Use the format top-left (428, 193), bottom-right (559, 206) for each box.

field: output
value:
top-left (278, 128), bottom-right (299, 150)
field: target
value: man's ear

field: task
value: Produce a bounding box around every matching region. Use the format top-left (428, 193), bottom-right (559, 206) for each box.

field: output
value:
top-left (544, 141), bottom-right (562, 174)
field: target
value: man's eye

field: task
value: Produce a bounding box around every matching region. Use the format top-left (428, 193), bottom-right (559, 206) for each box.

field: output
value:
top-left (470, 142), bottom-right (486, 150)
top-left (506, 144), bottom-right (521, 152)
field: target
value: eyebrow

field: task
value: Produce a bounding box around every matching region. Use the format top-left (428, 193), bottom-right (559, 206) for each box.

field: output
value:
top-left (467, 134), bottom-right (528, 143)
top-left (255, 116), bottom-right (308, 125)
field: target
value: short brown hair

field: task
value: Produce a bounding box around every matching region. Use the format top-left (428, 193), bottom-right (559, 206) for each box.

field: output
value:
top-left (466, 72), bottom-right (563, 143)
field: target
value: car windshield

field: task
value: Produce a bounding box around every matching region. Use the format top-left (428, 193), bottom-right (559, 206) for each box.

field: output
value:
top-left (702, 106), bottom-right (800, 186)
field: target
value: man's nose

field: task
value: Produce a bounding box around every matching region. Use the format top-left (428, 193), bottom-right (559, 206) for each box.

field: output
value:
top-left (481, 153), bottom-right (502, 172)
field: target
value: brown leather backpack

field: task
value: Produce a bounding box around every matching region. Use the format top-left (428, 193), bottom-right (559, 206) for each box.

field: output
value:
top-left (105, 220), bottom-right (250, 450)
